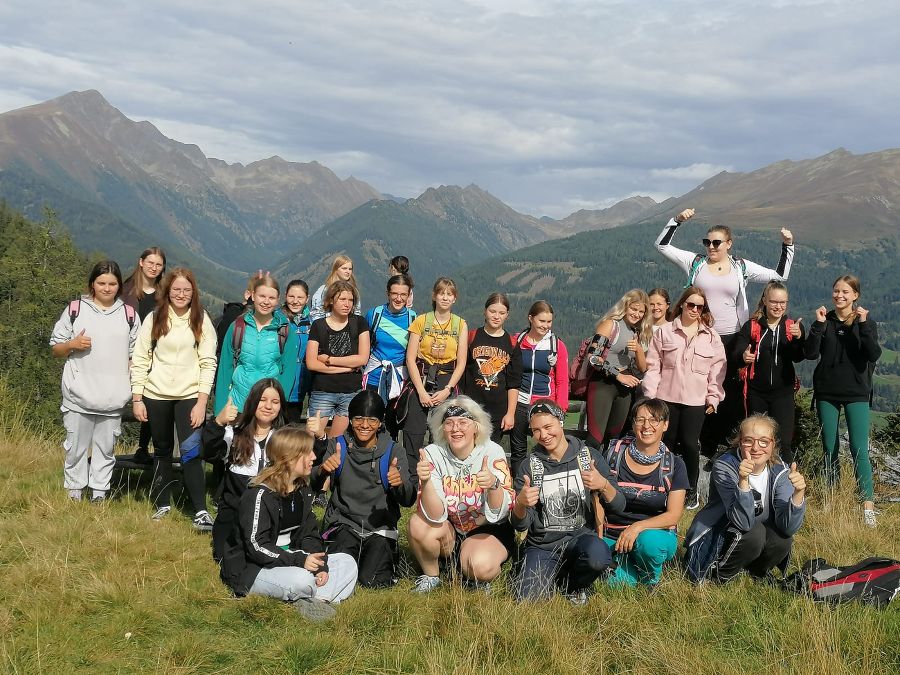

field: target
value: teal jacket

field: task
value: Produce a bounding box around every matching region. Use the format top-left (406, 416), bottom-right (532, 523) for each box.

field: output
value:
top-left (214, 310), bottom-right (298, 414)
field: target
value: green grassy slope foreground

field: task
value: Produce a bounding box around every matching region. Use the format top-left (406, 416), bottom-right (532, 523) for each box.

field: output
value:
top-left (1, 420), bottom-right (898, 674)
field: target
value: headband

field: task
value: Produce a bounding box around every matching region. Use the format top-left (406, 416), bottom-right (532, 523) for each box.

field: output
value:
top-left (528, 402), bottom-right (565, 424)
top-left (441, 405), bottom-right (475, 422)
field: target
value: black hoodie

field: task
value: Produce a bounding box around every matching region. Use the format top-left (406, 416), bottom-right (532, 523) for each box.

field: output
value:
top-left (805, 311), bottom-right (881, 403)
top-left (311, 433), bottom-right (416, 536)
top-left (732, 316), bottom-right (806, 395)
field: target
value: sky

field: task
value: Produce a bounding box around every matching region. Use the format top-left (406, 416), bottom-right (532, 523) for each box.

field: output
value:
top-left (1, 0), bottom-right (898, 219)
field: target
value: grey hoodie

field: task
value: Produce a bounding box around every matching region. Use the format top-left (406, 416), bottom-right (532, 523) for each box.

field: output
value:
top-left (49, 296), bottom-right (139, 415)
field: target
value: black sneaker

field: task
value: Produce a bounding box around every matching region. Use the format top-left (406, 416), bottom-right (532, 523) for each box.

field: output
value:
top-left (133, 447), bottom-right (153, 465)
top-left (312, 492), bottom-right (328, 509)
top-left (685, 489), bottom-right (700, 511)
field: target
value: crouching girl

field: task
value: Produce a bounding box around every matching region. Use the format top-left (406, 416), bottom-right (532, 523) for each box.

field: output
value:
top-left (219, 427), bottom-right (358, 621)
top-left (684, 413), bottom-right (807, 583)
top-left (513, 399), bottom-right (625, 603)
top-left (308, 390), bottom-right (416, 588)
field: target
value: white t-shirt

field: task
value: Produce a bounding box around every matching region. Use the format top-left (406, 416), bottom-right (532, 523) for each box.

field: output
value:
top-left (748, 467), bottom-right (769, 515)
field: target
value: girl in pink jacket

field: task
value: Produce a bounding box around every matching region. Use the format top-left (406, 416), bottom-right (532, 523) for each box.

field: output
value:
top-left (642, 286), bottom-right (725, 510)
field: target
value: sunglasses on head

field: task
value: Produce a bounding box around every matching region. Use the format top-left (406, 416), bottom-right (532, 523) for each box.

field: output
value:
top-left (702, 238), bottom-right (726, 248)
top-left (684, 301), bottom-right (706, 311)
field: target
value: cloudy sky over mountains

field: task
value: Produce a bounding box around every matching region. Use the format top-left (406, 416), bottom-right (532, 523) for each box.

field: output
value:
top-left (1, 1), bottom-right (897, 218)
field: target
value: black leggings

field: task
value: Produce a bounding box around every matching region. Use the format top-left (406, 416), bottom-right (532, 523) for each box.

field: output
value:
top-left (509, 402), bottom-right (531, 481)
top-left (400, 371), bottom-right (452, 484)
top-left (662, 402), bottom-right (706, 490)
top-left (700, 332), bottom-right (742, 456)
top-left (325, 524), bottom-right (397, 588)
top-left (144, 397), bottom-right (207, 513)
top-left (746, 389), bottom-right (795, 463)
top-left (585, 378), bottom-right (631, 449)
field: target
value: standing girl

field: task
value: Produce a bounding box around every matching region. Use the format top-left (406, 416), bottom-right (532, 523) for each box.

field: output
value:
top-left (584, 289), bottom-right (652, 449)
top-left (306, 281), bottom-right (371, 438)
top-left (309, 255), bottom-right (361, 321)
top-left (388, 255), bottom-right (415, 308)
top-left (462, 292), bottom-right (523, 443)
top-left (642, 286), bottom-right (726, 510)
top-left (130, 268), bottom-right (218, 526)
top-left (50, 260), bottom-right (140, 502)
top-left (283, 279), bottom-right (312, 423)
top-left (401, 277), bottom-right (468, 480)
top-left (805, 275), bottom-right (882, 527)
top-left (121, 247), bottom-right (166, 464)
top-left (648, 288), bottom-right (670, 333)
top-left (732, 281), bottom-right (806, 461)
top-left (509, 301), bottom-right (569, 479)
top-left (214, 273), bottom-right (298, 415)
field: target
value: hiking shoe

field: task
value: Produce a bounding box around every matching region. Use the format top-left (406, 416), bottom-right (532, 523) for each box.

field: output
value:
top-left (192, 510), bottom-right (214, 532)
top-left (152, 506), bottom-right (172, 521)
top-left (133, 447), bottom-right (153, 465)
top-left (67, 489), bottom-right (82, 502)
top-left (412, 575), bottom-right (442, 593)
top-left (685, 489), bottom-right (700, 511)
top-left (565, 590), bottom-right (589, 606)
top-left (463, 579), bottom-right (492, 595)
top-left (90, 494), bottom-right (106, 505)
top-left (863, 509), bottom-right (879, 529)
top-left (312, 492), bottom-right (328, 509)
top-left (293, 598), bottom-right (337, 622)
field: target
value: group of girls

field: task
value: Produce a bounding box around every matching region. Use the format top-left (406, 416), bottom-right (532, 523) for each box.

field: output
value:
top-left (49, 206), bottom-right (882, 613)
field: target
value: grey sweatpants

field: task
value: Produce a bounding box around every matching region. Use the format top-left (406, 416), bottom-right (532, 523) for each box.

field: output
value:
top-left (62, 409), bottom-right (121, 493)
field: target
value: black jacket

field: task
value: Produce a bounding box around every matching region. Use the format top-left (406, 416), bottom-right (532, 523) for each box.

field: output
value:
top-left (732, 316), bottom-right (806, 394)
top-left (219, 482), bottom-right (325, 596)
top-left (805, 311), bottom-right (881, 403)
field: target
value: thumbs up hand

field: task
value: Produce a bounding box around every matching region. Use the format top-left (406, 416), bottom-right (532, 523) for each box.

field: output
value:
top-left (475, 456), bottom-right (496, 490)
top-left (306, 410), bottom-right (325, 438)
top-left (416, 449), bottom-right (432, 484)
top-left (789, 317), bottom-right (802, 339)
top-left (216, 397), bottom-right (239, 426)
top-left (71, 328), bottom-right (92, 351)
top-left (580, 459), bottom-right (608, 492)
top-left (742, 344), bottom-right (756, 364)
top-left (516, 474), bottom-right (540, 508)
top-left (788, 461), bottom-right (806, 497)
top-left (738, 446), bottom-right (755, 484)
top-left (321, 449), bottom-right (342, 474)
top-left (387, 456), bottom-right (403, 487)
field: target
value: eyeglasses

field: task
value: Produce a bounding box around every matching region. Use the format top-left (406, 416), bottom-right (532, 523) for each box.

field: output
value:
top-left (633, 416), bottom-right (662, 427)
top-left (702, 238), bottom-right (727, 249)
top-left (351, 417), bottom-right (380, 426)
top-left (170, 289), bottom-right (193, 297)
top-left (684, 301), bottom-right (706, 311)
top-left (740, 437), bottom-right (773, 449)
top-left (443, 418), bottom-right (473, 430)
top-left (766, 300), bottom-right (788, 307)
top-left (389, 292), bottom-right (409, 300)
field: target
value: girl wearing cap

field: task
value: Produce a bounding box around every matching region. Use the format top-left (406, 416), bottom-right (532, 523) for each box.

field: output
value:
top-left (408, 396), bottom-right (514, 593)
top-left (307, 390), bottom-right (416, 588)
top-left (512, 398), bottom-right (625, 603)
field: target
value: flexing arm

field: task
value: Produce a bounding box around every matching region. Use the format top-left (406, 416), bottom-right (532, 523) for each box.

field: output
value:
top-left (655, 209), bottom-right (699, 274)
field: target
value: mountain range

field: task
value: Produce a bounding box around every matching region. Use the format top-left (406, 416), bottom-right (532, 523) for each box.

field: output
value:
top-left (1, 90), bottom-right (900, 310)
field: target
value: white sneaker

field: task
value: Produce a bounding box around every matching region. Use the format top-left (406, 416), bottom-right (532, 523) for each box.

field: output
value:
top-left (152, 506), bottom-right (172, 521)
top-left (67, 489), bottom-right (82, 501)
top-left (412, 575), bottom-right (442, 593)
top-left (863, 509), bottom-right (879, 529)
top-left (192, 510), bottom-right (214, 532)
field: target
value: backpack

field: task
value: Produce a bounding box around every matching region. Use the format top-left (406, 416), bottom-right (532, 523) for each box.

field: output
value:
top-left (231, 313), bottom-right (289, 370)
top-left (686, 253), bottom-right (747, 288)
top-left (68, 298), bottom-right (136, 331)
top-left (569, 323), bottom-right (620, 400)
top-left (371, 305), bottom-right (413, 348)
top-left (604, 436), bottom-right (676, 535)
top-left (516, 330), bottom-right (558, 366)
top-left (423, 312), bottom-right (462, 342)
top-left (782, 557), bottom-right (900, 607)
top-left (738, 318), bottom-right (798, 413)
top-left (333, 435), bottom-right (396, 492)
top-left (467, 327), bottom-right (517, 349)
top-left (528, 443), bottom-right (593, 489)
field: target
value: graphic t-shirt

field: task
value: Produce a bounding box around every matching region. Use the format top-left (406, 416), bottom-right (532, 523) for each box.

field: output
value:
top-left (748, 467), bottom-right (770, 518)
top-left (604, 450), bottom-right (689, 534)
top-left (462, 328), bottom-right (523, 422)
top-left (364, 304), bottom-right (416, 388)
top-left (308, 314), bottom-right (369, 393)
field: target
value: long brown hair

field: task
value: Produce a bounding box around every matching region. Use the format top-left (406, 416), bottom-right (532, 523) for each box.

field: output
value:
top-left (124, 247), bottom-right (166, 297)
top-left (833, 274), bottom-right (862, 327)
top-left (230, 379), bottom-right (286, 467)
top-left (669, 285), bottom-right (714, 328)
top-left (151, 268), bottom-right (204, 344)
top-left (250, 427), bottom-right (315, 496)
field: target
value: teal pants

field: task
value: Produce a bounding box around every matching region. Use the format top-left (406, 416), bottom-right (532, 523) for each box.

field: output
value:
top-left (816, 399), bottom-right (874, 501)
top-left (604, 529), bottom-right (678, 587)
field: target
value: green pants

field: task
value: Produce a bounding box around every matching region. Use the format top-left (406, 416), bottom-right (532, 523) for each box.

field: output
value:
top-left (604, 528), bottom-right (678, 587)
top-left (816, 399), bottom-right (874, 501)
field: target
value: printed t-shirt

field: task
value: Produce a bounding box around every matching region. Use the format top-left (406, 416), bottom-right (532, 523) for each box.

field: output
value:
top-left (309, 314), bottom-right (369, 393)
top-left (462, 328), bottom-right (523, 422)
top-left (409, 312), bottom-right (466, 366)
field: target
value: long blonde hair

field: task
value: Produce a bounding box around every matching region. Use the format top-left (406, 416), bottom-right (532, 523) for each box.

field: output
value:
top-left (596, 289), bottom-right (653, 347)
top-left (250, 427), bottom-right (315, 496)
top-left (325, 255), bottom-right (359, 293)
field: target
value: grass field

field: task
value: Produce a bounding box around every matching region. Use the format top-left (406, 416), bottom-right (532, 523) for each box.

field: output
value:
top-left (1, 412), bottom-right (899, 674)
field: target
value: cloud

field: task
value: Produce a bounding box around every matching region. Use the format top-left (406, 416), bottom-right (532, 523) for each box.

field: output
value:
top-left (1, 0), bottom-right (899, 218)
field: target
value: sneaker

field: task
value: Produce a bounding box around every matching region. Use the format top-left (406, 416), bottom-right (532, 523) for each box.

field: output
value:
top-left (133, 447), bottom-right (153, 465)
top-left (312, 492), bottom-right (328, 509)
top-left (152, 506), bottom-right (172, 521)
top-left (565, 590), bottom-right (589, 606)
top-left (463, 578), bottom-right (492, 595)
top-left (192, 510), bottom-right (214, 532)
top-left (90, 494), bottom-right (106, 505)
top-left (685, 489), bottom-right (700, 511)
top-left (67, 489), bottom-right (82, 502)
top-left (412, 575), bottom-right (442, 593)
top-left (863, 509), bottom-right (879, 529)
top-left (293, 598), bottom-right (337, 622)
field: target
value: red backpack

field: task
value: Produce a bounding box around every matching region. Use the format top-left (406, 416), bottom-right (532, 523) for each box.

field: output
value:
top-left (738, 319), bottom-right (798, 413)
top-left (569, 323), bottom-right (619, 400)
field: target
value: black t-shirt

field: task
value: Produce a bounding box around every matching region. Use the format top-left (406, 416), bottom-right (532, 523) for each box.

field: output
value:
top-left (605, 450), bottom-right (689, 535)
top-left (461, 328), bottom-right (523, 422)
top-left (137, 290), bottom-right (157, 321)
top-left (309, 314), bottom-right (369, 393)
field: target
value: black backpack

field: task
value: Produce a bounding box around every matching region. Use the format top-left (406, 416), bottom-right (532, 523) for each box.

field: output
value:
top-left (783, 557), bottom-right (900, 607)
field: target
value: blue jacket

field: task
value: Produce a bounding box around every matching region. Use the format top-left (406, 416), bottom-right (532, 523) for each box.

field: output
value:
top-left (684, 448), bottom-right (806, 582)
top-left (286, 308), bottom-right (312, 402)
top-left (214, 309), bottom-right (298, 413)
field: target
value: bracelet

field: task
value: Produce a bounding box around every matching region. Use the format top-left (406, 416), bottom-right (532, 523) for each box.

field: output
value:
top-left (491, 477), bottom-right (502, 490)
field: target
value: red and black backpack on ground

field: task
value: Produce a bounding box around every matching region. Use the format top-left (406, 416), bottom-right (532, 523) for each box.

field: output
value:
top-left (782, 557), bottom-right (900, 607)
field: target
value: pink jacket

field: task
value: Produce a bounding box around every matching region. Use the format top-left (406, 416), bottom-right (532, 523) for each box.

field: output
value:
top-left (642, 318), bottom-right (726, 408)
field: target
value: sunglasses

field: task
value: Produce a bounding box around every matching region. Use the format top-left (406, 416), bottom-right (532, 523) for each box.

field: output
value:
top-left (702, 238), bottom-right (727, 248)
top-left (684, 301), bottom-right (706, 312)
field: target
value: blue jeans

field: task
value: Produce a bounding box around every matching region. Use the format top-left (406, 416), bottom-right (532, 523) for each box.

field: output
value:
top-left (604, 529), bottom-right (678, 587)
top-left (308, 390), bottom-right (358, 418)
top-left (516, 531), bottom-right (612, 601)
